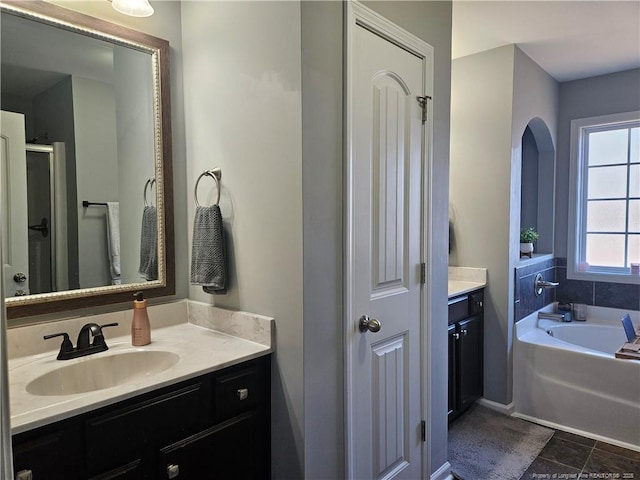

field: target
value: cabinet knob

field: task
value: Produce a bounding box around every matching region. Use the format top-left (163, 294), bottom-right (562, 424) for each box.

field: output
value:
top-left (13, 272), bottom-right (27, 283)
top-left (462, 329), bottom-right (468, 336)
top-left (16, 470), bottom-right (33, 480)
top-left (453, 333), bottom-right (460, 340)
top-left (167, 464), bottom-right (180, 479)
top-left (237, 388), bottom-right (249, 401)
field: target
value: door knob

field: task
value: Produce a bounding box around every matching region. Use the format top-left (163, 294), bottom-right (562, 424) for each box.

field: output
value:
top-left (359, 315), bottom-right (381, 333)
top-left (13, 272), bottom-right (27, 283)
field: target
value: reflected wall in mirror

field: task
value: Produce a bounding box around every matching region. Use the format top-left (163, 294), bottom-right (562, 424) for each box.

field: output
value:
top-left (0, 0), bottom-right (174, 319)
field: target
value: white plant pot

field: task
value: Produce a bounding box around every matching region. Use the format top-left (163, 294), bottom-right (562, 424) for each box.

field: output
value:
top-left (520, 242), bottom-right (534, 257)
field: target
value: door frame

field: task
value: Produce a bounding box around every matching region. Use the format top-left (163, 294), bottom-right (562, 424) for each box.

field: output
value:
top-left (344, 2), bottom-right (435, 478)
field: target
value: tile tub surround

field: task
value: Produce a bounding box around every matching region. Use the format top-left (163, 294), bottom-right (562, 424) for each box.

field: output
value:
top-left (7, 301), bottom-right (274, 434)
top-left (514, 257), bottom-right (640, 321)
top-left (448, 266), bottom-right (487, 297)
top-left (555, 259), bottom-right (640, 311)
top-left (514, 258), bottom-right (555, 321)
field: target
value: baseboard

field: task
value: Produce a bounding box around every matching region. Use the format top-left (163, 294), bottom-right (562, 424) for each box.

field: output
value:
top-left (431, 461), bottom-right (453, 480)
top-left (477, 398), bottom-right (514, 415)
top-left (512, 412), bottom-right (640, 453)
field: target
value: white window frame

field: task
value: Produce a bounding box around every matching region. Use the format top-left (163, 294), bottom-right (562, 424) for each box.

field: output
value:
top-left (567, 110), bottom-right (640, 285)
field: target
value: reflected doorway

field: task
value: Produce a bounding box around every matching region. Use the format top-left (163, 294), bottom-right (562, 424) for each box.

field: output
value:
top-left (25, 142), bottom-right (69, 294)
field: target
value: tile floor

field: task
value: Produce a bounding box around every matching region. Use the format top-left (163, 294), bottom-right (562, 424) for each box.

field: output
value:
top-left (520, 430), bottom-right (640, 480)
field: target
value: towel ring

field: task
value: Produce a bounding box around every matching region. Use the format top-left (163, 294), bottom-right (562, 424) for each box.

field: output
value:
top-left (194, 168), bottom-right (222, 207)
top-left (144, 178), bottom-right (156, 207)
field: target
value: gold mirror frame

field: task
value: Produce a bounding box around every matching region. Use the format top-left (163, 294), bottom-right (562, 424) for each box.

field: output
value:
top-left (1, 0), bottom-right (174, 319)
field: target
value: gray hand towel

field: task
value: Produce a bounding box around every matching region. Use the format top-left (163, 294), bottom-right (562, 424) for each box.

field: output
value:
top-left (138, 206), bottom-right (158, 281)
top-left (190, 205), bottom-right (228, 294)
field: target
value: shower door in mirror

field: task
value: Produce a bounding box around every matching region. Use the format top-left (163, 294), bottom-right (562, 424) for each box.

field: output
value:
top-left (25, 142), bottom-right (68, 294)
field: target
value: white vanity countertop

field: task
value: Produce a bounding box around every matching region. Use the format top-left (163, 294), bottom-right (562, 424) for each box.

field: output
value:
top-left (9, 322), bottom-right (272, 435)
top-left (448, 266), bottom-right (487, 298)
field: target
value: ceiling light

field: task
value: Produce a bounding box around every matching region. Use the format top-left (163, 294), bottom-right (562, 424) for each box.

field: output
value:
top-left (111, 0), bottom-right (154, 17)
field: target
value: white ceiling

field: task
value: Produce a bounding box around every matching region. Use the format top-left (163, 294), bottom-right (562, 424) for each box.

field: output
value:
top-left (452, 0), bottom-right (640, 82)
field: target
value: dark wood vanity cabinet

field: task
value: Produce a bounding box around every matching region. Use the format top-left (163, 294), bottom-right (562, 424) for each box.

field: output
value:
top-left (12, 356), bottom-right (271, 480)
top-left (11, 417), bottom-right (85, 480)
top-left (448, 290), bottom-right (484, 422)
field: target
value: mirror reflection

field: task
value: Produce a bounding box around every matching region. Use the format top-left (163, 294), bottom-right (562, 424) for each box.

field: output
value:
top-left (1, 7), bottom-right (159, 299)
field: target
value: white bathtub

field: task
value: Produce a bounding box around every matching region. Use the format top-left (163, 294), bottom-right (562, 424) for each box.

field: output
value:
top-left (513, 306), bottom-right (640, 451)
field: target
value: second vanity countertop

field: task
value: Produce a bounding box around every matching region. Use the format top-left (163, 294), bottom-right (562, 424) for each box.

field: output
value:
top-left (448, 266), bottom-right (487, 298)
top-left (9, 322), bottom-right (272, 435)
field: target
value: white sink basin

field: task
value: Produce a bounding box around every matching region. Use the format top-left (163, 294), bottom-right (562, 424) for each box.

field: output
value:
top-left (26, 350), bottom-right (180, 396)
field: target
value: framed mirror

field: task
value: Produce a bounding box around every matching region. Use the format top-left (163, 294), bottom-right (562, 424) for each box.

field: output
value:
top-left (1, 0), bottom-right (174, 319)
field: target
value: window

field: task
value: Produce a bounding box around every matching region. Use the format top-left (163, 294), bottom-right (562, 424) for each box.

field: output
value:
top-left (568, 111), bottom-right (640, 283)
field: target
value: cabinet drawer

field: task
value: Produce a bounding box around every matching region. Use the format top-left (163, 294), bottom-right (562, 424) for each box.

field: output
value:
top-left (158, 411), bottom-right (264, 479)
top-left (448, 296), bottom-right (469, 324)
top-left (215, 366), bottom-right (262, 422)
top-left (469, 290), bottom-right (484, 315)
top-left (88, 459), bottom-right (143, 480)
top-left (85, 382), bottom-right (206, 476)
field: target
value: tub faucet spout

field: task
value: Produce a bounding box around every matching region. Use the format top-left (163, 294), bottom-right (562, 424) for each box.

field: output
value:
top-left (538, 312), bottom-right (571, 322)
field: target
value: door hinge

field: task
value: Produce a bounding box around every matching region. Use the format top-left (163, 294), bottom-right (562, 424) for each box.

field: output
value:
top-left (421, 420), bottom-right (426, 442)
top-left (420, 263), bottom-right (426, 284)
top-left (416, 96), bottom-right (431, 124)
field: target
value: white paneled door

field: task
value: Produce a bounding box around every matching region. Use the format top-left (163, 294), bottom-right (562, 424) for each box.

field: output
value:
top-left (346, 3), bottom-right (433, 479)
top-left (1, 111), bottom-right (29, 298)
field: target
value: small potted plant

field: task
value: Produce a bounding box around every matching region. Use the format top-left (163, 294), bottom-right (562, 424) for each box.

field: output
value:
top-left (520, 227), bottom-right (539, 258)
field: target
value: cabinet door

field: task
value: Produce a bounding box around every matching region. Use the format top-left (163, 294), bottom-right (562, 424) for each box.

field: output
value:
top-left (13, 421), bottom-right (84, 480)
top-left (458, 314), bottom-right (483, 410)
top-left (447, 323), bottom-right (458, 420)
top-left (158, 410), bottom-right (267, 479)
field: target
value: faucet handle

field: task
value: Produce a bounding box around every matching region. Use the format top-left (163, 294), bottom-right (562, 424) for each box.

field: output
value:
top-left (44, 332), bottom-right (74, 358)
top-left (100, 322), bottom-right (119, 330)
top-left (92, 322), bottom-right (119, 347)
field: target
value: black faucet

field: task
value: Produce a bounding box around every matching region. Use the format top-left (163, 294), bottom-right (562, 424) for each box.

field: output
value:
top-left (44, 323), bottom-right (118, 360)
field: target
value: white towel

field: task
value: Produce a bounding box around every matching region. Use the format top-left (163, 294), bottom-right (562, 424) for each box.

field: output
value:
top-left (106, 202), bottom-right (121, 285)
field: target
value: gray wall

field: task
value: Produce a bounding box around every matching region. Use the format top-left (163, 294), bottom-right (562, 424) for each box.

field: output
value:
top-left (520, 127), bottom-right (539, 231)
top-left (555, 68), bottom-right (640, 259)
top-left (301, 2), bottom-right (344, 478)
top-left (114, 46), bottom-right (155, 284)
top-left (72, 76), bottom-right (118, 288)
top-left (450, 45), bottom-right (515, 405)
top-left (180, 3), bottom-right (304, 478)
top-left (450, 45), bottom-right (558, 406)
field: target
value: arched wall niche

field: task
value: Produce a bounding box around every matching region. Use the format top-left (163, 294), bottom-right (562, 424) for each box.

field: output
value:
top-left (520, 117), bottom-right (555, 256)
